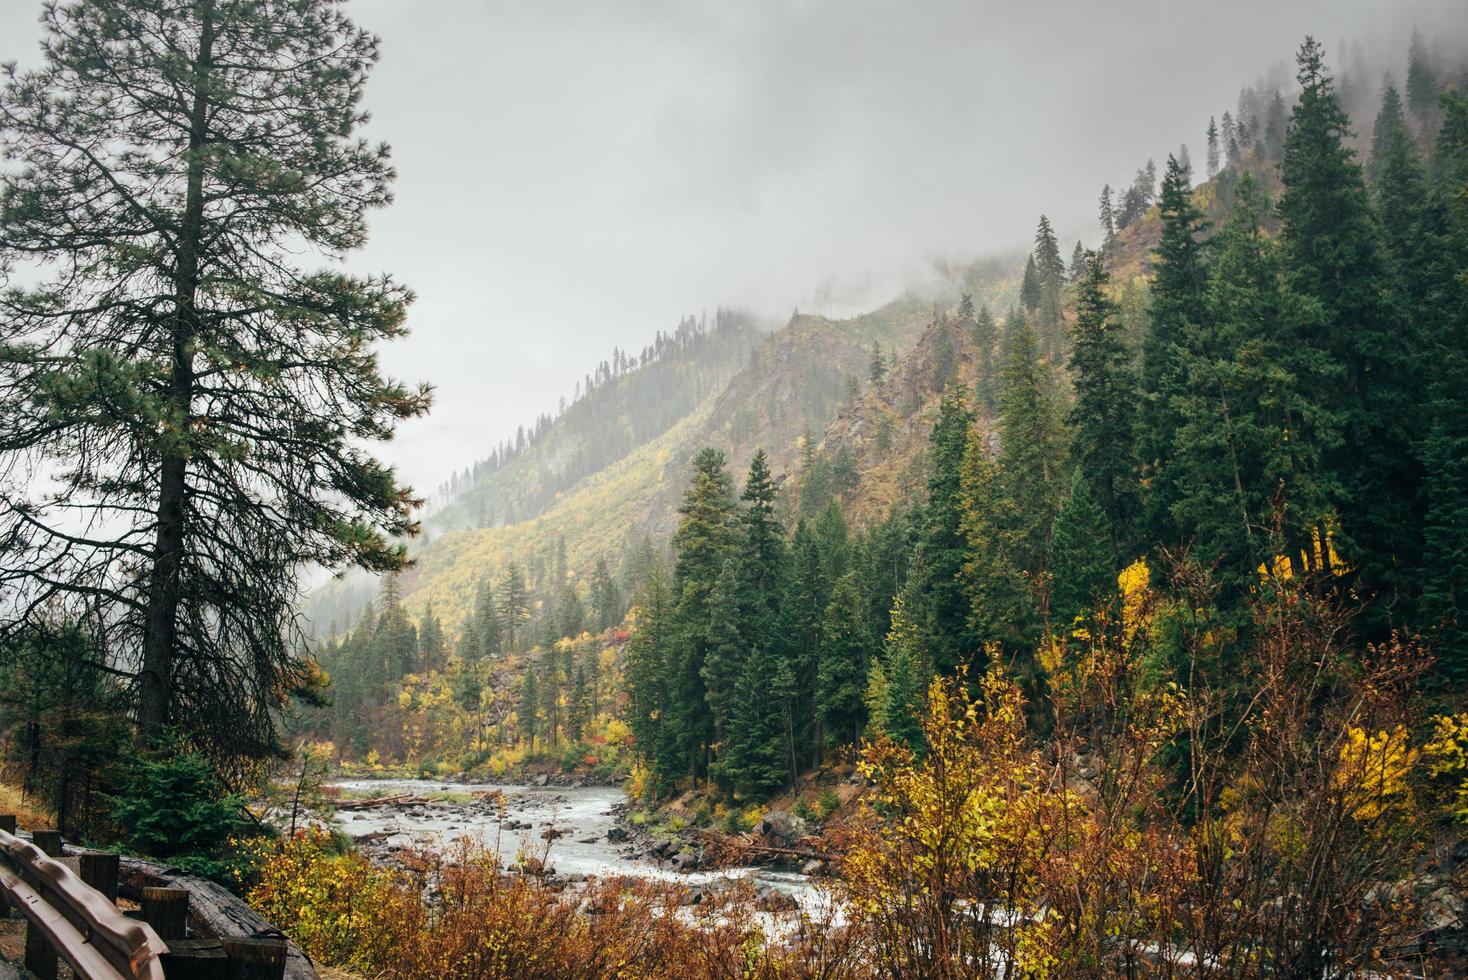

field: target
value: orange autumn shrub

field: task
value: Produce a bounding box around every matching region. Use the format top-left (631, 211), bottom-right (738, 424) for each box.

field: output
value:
top-left (244, 831), bottom-right (862, 979)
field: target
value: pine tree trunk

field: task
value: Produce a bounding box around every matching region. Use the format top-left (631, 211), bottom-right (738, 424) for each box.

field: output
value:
top-left (139, 3), bottom-right (214, 741)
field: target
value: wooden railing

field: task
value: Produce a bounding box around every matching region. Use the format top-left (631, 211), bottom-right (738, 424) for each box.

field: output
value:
top-left (0, 815), bottom-right (291, 980)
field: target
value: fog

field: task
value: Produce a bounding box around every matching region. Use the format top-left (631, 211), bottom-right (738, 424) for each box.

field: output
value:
top-left (2, 0), bottom-right (1464, 494)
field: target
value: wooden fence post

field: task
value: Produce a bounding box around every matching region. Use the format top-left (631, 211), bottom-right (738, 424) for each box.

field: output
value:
top-left (0, 814), bottom-right (12, 920)
top-left (142, 885), bottom-right (191, 941)
top-left (32, 829), bottom-right (63, 858)
top-left (221, 938), bottom-right (287, 980)
top-left (162, 938), bottom-right (229, 979)
top-left (78, 850), bottom-right (121, 903)
top-left (24, 921), bottom-right (58, 979)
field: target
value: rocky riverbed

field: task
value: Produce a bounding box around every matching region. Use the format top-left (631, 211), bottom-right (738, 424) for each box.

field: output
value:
top-left (329, 779), bottom-right (822, 914)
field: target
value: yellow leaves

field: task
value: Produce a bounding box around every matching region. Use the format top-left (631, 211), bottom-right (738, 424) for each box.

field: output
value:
top-left (1424, 713), bottom-right (1468, 827)
top-left (1117, 557), bottom-right (1152, 641)
top-left (1333, 725), bottom-right (1417, 824)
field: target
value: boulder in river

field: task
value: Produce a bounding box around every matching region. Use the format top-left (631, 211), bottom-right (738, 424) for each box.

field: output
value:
top-left (758, 810), bottom-right (808, 847)
top-left (606, 826), bottom-right (629, 843)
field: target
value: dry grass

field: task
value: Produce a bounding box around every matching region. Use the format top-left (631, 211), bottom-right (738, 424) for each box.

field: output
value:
top-left (0, 781), bottom-right (53, 832)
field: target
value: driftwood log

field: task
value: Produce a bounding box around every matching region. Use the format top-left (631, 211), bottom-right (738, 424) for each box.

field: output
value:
top-left (102, 852), bottom-right (317, 980)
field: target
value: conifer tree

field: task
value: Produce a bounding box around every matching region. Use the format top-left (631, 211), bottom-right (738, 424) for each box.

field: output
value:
top-left (668, 448), bottom-right (737, 779)
top-left (1049, 473), bottom-right (1116, 629)
top-left (735, 450), bottom-right (787, 653)
top-left (1069, 250), bottom-right (1140, 549)
top-left (701, 560), bottom-right (745, 768)
top-left (1173, 175), bottom-right (1336, 595)
top-left (725, 643), bottom-right (792, 798)
top-left (868, 594), bottom-right (925, 753)
top-left (1405, 29), bottom-right (1438, 123)
top-left (869, 342), bottom-right (887, 384)
top-left (997, 321), bottom-right (1068, 575)
top-left (0, 0), bottom-right (430, 760)
top-left (498, 563), bottom-right (530, 653)
top-left (783, 521), bottom-right (828, 764)
top-left (1070, 241), bottom-right (1086, 282)
top-left (590, 557), bottom-right (621, 631)
top-left (1034, 215), bottom-right (1067, 346)
top-left (1369, 81), bottom-right (1407, 187)
top-left (1020, 255), bottom-right (1042, 313)
top-left (1140, 155), bottom-right (1210, 549)
top-left (419, 605), bottom-right (445, 673)
top-left (958, 292), bottom-right (976, 319)
top-left (625, 564), bottom-right (673, 784)
top-left (519, 670), bottom-right (540, 749)
top-left (567, 667), bottom-right (589, 742)
top-left (1207, 116), bottom-right (1221, 178)
top-left (957, 432), bottom-right (1034, 657)
top-left (973, 305), bottom-right (1000, 412)
top-left (918, 391), bottom-right (978, 673)
top-left (817, 574), bottom-right (871, 748)
top-left (1279, 37), bottom-right (1420, 616)
top-left (1419, 92), bottom-right (1468, 683)
top-left (1098, 184), bottom-right (1117, 253)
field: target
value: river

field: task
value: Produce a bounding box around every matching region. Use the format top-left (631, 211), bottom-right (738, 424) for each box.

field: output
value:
top-left (329, 778), bottom-right (823, 912)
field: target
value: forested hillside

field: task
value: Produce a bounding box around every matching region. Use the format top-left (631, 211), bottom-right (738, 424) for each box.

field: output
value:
top-left (305, 33), bottom-right (1468, 814)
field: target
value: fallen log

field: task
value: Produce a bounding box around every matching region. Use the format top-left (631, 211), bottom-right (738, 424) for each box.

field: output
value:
top-left (694, 829), bottom-right (834, 865)
top-left (105, 852), bottom-right (318, 980)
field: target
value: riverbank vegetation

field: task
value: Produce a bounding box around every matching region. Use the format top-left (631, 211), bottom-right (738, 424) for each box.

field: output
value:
top-left (2, 0), bottom-right (1467, 973)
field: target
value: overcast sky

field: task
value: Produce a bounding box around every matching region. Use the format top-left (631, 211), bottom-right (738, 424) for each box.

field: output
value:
top-left (2, 0), bottom-right (1463, 496)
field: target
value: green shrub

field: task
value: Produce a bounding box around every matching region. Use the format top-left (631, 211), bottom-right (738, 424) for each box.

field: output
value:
top-left (817, 789), bottom-right (840, 821)
top-left (793, 795), bottom-right (813, 823)
top-left (110, 734), bottom-right (254, 882)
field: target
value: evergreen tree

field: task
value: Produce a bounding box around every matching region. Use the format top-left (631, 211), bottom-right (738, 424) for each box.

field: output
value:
top-left (973, 305), bottom-right (1000, 412)
top-left (668, 448), bottom-right (737, 780)
top-left (590, 557), bottom-right (621, 631)
top-left (817, 574), bottom-right (871, 748)
top-left (1405, 29), bottom-right (1438, 123)
top-left (724, 643), bottom-right (792, 799)
top-left (997, 320), bottom-right (1067, 575)
top-left (1034, 215), bottom-right (1067, 349)
top-left (1140, 155), bottom-right (1210, 549)
top-left (519, 670), bottom-right (540, 749)
top-left (1173, 175), bottom-right (1336, 596)
top-left (1419, 92), bottom-right (1468, 683)
top-left (625, 564), bottom-right (674, 785)
top-left (918, 391), bottom-right (978, 673)
top-left (419, 604), bottom-right (445, 674)
top-left (1020, 255), bottom-right (1042, 313)
top-left (1098, 184), bottom-right (1117, 253)
top-left (869, 342), bottom-right (887, 384)
top-left (701, 560), bottom-right (745, 768)
top-left (932, 325), bottom-right (958, 392)
top-left (1207, 116), bottom-right (1221, 178)
top-left (783, 521), bottom-right (829, 765)
top-left (1369, 81), bottom-right (1406, 187)
top-left (567, 667), bottom-right (589, 742)
top-left (1049, 472), bottom-right (1116, 628)
top-left (867, 593), bottom-right (925, 752)
top-left (1279, 37), bottom-right (1420, 619)
top-left (0, 0), bottom-right (429, 761)
top-left (1068, 250), bottom-right (1140, 548)
top-left (1070, 241), bottom-right (1087, 282)
top-left (957, 431), bottom-right (1034, 657)
top-left (498, 563), bottom-right (530, 652)
top-left (735, 450), bottom-right (787, 654)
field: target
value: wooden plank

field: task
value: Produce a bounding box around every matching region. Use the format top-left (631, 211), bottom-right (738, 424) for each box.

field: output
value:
top-left (116, 857), bottom-right (317, 980)
top-left (0, 829), bottom-right (168, 980)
